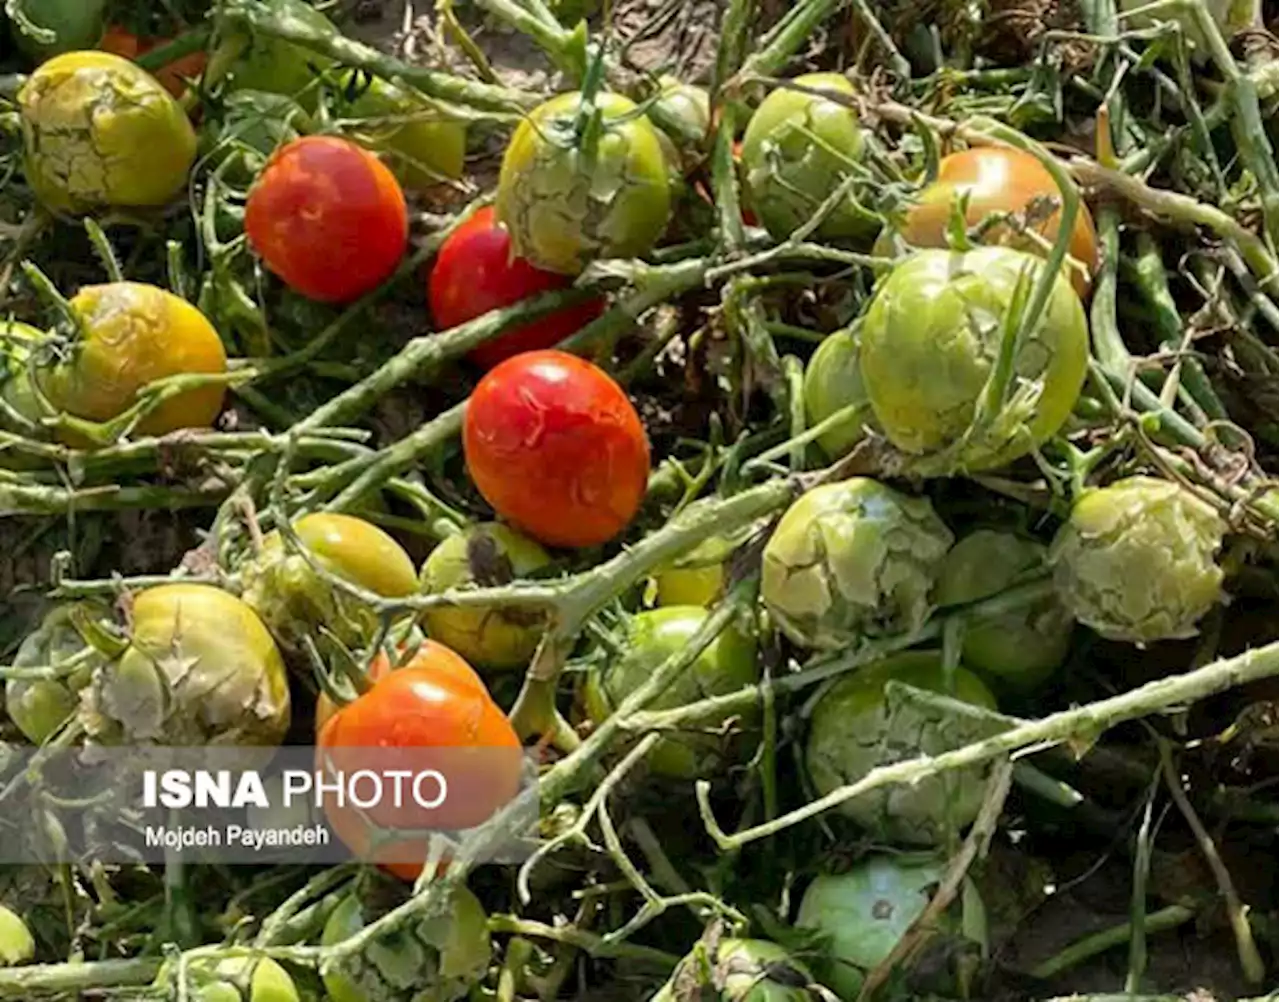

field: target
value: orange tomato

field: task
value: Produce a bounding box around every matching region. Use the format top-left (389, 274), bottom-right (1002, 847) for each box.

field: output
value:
top-left (245, 136), bottom-right (408, 304)
top-left (463, 350), bottom-right (651, 549)
top-left (315, 645), bottom-right (522, 882)
top-left (896, 147), bottom-right (1099, 298)
top-left (99, 25), bottom-right (207, 98)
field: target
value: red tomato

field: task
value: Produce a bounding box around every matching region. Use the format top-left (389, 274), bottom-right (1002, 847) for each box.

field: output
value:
top-left (316, 651), bottom-right (522, 882)
top-left (464, 350), bottom-right (650, 549)
top-left (245, 136), bottom-right (408, 304)
top-left (314, 639), bottom-right (486, 734)
top-left (99, 25), bottom-right (208, 98)
top-left (428, 206), bottom-right (606, 370)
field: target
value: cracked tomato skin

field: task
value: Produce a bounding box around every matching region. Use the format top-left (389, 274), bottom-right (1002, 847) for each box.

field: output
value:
top-left (41, 282), bottom-right (227, 436)
top-left (496, 91), bottom-right (671, 274)
top-left (18, 51), bottom-right (197, 213)
top-left (245, 135), bottom-right (408, 304)
top-left (428, 207), bottom-right (606, 370)
top-left (893, 147), bottom-right (1098, 298)
top-left (463, 350), bottom-right (651, 548)
top-left (98, 26), bottom-right (208, 98)
top-left (317, 656), bottom-right (523, 881)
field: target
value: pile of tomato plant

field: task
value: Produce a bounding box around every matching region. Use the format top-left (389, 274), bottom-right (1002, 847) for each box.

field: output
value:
top-left (0, 0), bottom-right (1276, 1000)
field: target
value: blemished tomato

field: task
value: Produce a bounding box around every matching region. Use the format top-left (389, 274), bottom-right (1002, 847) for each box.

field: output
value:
top-left (98, 26), bottom-right (208, 98)
top-left (317, 657), bottom-right (522, 881)
top-left (314, 639), bottom-right (486, 733)
top-left (428, 207), bottom-right (606, 370)
top-left (895, 147), bottom-right (1099, 298)
top-left (463, 350), bottom-right (651, 548)
top-left (35, 282), bottom-right (227, 437)
top-left (245, 136), bottom-right (408, 304)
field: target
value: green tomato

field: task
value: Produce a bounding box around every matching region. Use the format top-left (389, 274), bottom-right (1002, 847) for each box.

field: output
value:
top-left (83, 584), bottom-right (290, 746)
top-left (859, 247), bottom-right (1088, 472)
top-left (213, 0), bottom-right (335, 106)
top-left (740, 72), bottom-right (877, 242)
top-left (320, 888), bottom-right (490, 1002)
top-left (583, 606), bottom-right (759, 779)
top-left (4, 602), bottom-right (109, 744)
top-left (802, 327), bottom-right (876, 460)
top-left (241, 513), bottom-right (419, 658)
top-left (934, 529), bottom-right (1073, 690)
top-left (154, 957), bottom-right (299, 1002)
top-left (804, 651), bottom-right (997, 844)
top-left (1050, 476), bottom-right (1225, 644)
top-left (419, 523), bottom-right (553, 670)
top-left (797, 856), bottom-right (944, 997)
top-left (650, 535), bottom-right (735, 608)
top-left (19, 51), bottom-right (198, 213)
top-left (496, 90), bottom-right (672, 274)
top-left (0, 903), bottom-right (35, 965)
top-left (342, 72), bottom-right (468, 188)
top-left (653, 938), bottom-right (830, 1002)
top-left (7, 0), bottom-right (107, 63)
top-left (761, 479), bottom-right (953, 650)
top-left (648, 76), bottom-right (710, 171)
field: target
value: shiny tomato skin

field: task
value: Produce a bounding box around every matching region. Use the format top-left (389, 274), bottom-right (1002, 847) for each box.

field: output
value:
top-left (899, 147), bottom-right (1099, 299)
top-left (463, 350), bottom-right (651, 549)
top-left (317, 659), bottom-right (522, 881)
top-left (245, 136), bottom-right (408, 304)
top-left (428, 207), bottom-right (606, 370)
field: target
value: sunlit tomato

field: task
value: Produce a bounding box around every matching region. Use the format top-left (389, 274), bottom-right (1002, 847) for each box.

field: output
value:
top-left (428, 207), bottom-right (606, 370)
top-left (314, 639), bottom-right (486, 733)
top-left (316, 658), bottom-right (522, 881)
top-left (37, 282), bottom-right (226, 437)
top-left (245, 136), bottom-right (408, 304)
top-left (98, 26), bottom-right (208, 98)
top-left (463, 350), bottom-right (651, 548)
top-left (18, 51), bottom-right (197, 213)
top-left (343, 72), bottom-right (468, 189)
top-left (894, 147), bottom-right (1099, 298)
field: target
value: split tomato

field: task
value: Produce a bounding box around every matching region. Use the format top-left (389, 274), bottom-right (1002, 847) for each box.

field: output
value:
top-left (463, 350), bottom-right (651, 548)
top-left (245, 136), bottom-right (408, 304)
top-left (428, 207), bottom-right (606, 370)
top-left (316, 643), bottom-right (522, 882)
top-left (895, 147), bottom-right (1099, 298)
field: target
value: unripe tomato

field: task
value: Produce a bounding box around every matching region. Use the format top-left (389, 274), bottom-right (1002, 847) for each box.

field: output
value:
top-left (18, 51), bottom-right (197, 213)
top-left (802, 327), bottom-right (876, 460)
top-left (4, 602), bottom-right (109, 744)
top-left (213, 0), bottom-right (334, 108)
top-left (419, 522), bottom-right (553, 669)
top-left (314, 639), bottom-right (486, 733)
top-left (343, 72), bottom-right (468, 189)
top-left (740, 73), bottom-right (876, 242)
top-left (242, 512), bottom-right (418, 656)
top-left (859, 247), bottom-right (1088, 471)
top-left (320, 887), bottom-right (490, 1002)
top-left (87, 584), bottom-right (290, 746)
top-left (39, 282), bottom-right (227, 437)
top-left (0, 903), bottom-right (35, 965)
top-left (463, 350), bottom-right (651, 548)
top-left (892, 147), bottom-right (1098, 298)
top-left (98, 26), bottom-right (208, 99)
top-left (245, 136), bottom-right (408, 304)
top-left (152, 956), bottom-right (299, 1002)
top-left (582, 606), bottom-right (758, 779)
top-left (496, 90), bottom-right (672, 274)
top-left (428, 207), bottom-right (606, 370)
top-left (317, 657), bottom-right (522, 880)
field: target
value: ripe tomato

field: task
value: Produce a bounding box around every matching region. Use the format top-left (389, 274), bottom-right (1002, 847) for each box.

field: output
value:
top-left (99, 26), bottom-right (208, 98)
top-left (463, 350), bottom-right (651, 548)
top-left (316, 654), bottom-right (522, 881)
top-left (428, 207), bottom-right (606, 370)
top-left (37, 282), bottom-right (226, 438)
top-left (245, 136), bottom-right (408, 304)
top-left (314, 639), bottom-right (486, 733)
top-left (895, 147), bottom-right (1099, 298)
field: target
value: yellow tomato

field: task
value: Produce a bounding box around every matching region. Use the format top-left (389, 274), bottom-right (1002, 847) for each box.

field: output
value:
top-left (38, 282), bottom-right (227, 437)
top-left (18, 51), bottom-right (197, 213)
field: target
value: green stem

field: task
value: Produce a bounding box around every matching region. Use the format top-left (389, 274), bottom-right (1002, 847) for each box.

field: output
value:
top-left (1029, 904), bottom-right (1196, 980)
top-left (738, 0), bottom-right (847, 80)
top-left (0, 958), bottom-right (161, 997)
